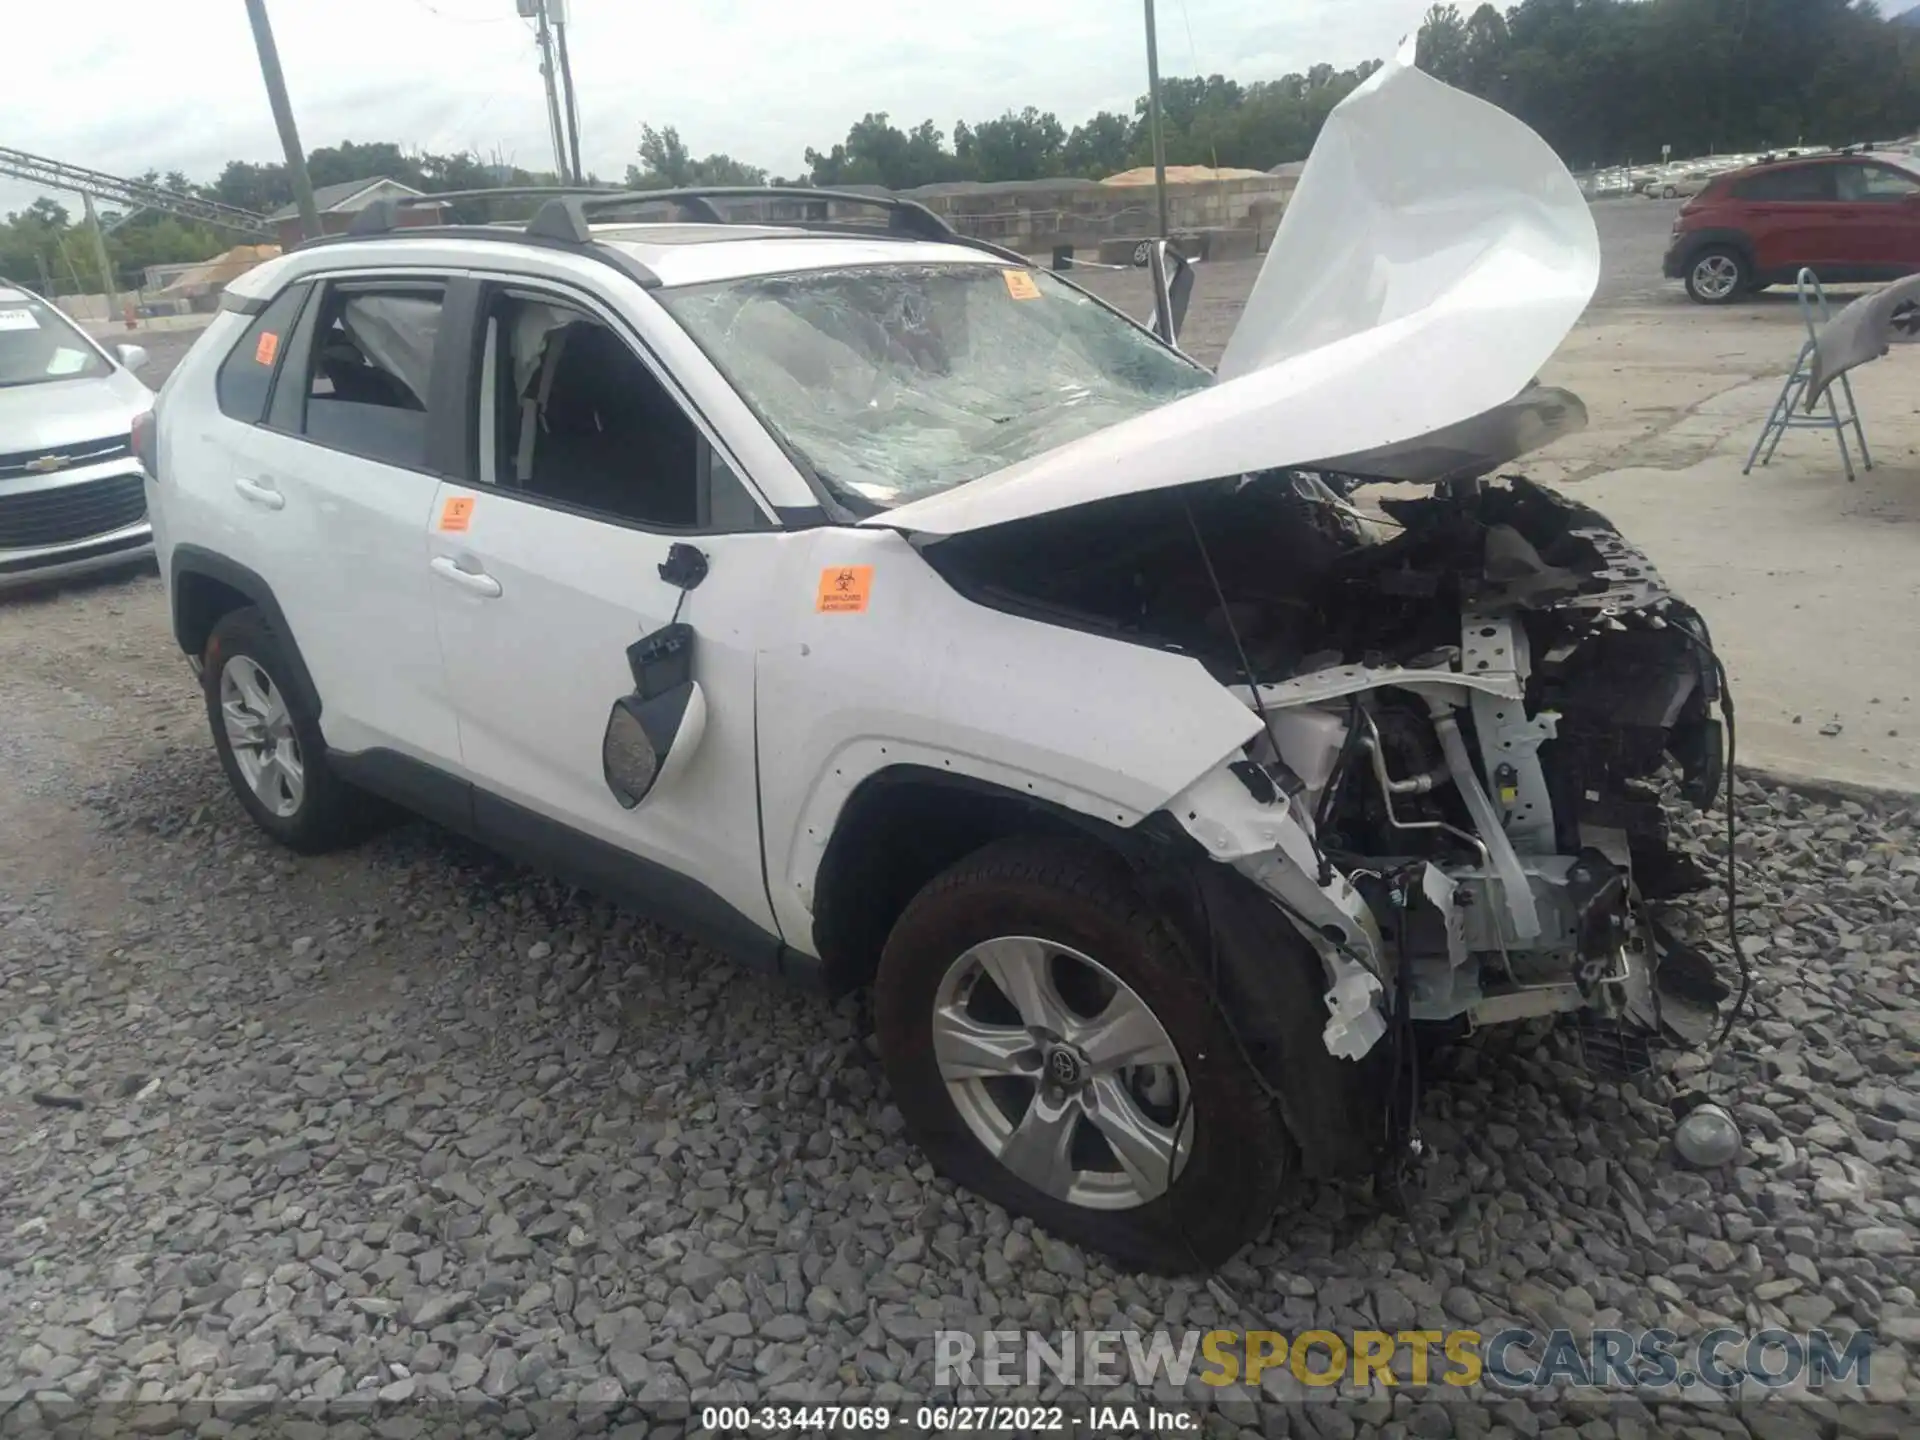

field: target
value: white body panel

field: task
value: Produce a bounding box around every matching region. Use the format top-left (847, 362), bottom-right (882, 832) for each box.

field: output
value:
top-left (601, 233), bottom-right (1006, 288)
top-left (425, 482), bottom-right (785, 939)
top-left (150, 44), bottom-right (1618, 1043)
top-left (750, 527), bottom-right (1263, 952)
top-left (155, 304), bottom-right (458, 765)
top-left (236, 422), bottom-right (456, 763)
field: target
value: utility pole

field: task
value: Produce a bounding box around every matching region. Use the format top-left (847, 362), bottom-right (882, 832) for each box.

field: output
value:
top-left (552, 1), bottom-right (584, 184)
top-left (1142, 0), bottom-right (1170, 241)
top-left (243, 0), bottom-right (320, 241)
top-left (82, 193), bottom-right (119, 326)
top-left (530, 0), bottom-right (569, 181)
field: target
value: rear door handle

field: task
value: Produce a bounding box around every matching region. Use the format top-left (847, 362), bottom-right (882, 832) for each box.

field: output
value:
top-left (430, 555), bottom-right (503, 598)
top-left (233, 476), bottom-right (285, 511)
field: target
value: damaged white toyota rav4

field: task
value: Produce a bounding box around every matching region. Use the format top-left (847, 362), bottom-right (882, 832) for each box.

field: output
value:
top-left (144, 48), bottom-right (1732, 1272)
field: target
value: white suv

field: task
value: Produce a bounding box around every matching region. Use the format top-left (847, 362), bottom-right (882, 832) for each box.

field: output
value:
top-left (145, 54), bottom-right (1733, 1272)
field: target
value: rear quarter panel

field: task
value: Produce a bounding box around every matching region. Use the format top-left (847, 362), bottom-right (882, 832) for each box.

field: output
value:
top-left (148, 311), bottom-right (251, 608)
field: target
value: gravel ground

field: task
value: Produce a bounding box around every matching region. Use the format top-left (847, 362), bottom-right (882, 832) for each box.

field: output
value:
top-left (2, 568), bottom-right (1917, 1439)
top-left (2, 310), bottom-right (1918, 1438)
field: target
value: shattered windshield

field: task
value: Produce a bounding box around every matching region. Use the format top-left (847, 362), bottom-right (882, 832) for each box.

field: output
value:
top-left (657, 263), bottom-right (1213, 509)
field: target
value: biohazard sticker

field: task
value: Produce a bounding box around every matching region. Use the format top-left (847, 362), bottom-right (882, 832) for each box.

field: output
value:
top-left (816, 565), bottom-right (873, 613)
top-left (1002, 270), bottom-right (1041, 301)
top-left (255, 331), bottom-right (279, 366)
top-left (439, 495), bottom-right (475, 532)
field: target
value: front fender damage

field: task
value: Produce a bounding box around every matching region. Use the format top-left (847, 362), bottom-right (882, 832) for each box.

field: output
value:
top-left (1168, 764), bottom-right (1393, 1062)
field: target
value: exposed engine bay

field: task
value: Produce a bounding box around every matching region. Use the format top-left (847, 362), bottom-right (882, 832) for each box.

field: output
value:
top-left (926, 469), bottom-right (1733, 1075)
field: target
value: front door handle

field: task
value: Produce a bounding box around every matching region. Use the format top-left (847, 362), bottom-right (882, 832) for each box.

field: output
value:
top-left (430, 555), bottom-right (502, 598)
top-left (233, 476), bottom-right (285, 511)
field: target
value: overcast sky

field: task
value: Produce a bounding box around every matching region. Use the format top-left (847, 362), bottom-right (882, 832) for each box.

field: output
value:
top-left (2, 0), bottom-right (1420, 216)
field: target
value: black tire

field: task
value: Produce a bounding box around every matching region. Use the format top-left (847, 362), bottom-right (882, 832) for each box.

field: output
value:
top-left (202, 606), bottom-right (390, 854)
top-left (1131, 240), bottom-right (1152, 268)
top-left (1685, 245), bottom-right (1751, 305)
top-left (873, 837), bottom-right (1291, 1273)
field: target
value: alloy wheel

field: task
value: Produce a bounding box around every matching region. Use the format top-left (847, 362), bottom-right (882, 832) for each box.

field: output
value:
top-left (1692, 253), bottom-right (1741, 301)
top-left (219, 655), bottom-right (305, 818)
top-left (930, 935), bottom-right (1190, 1210)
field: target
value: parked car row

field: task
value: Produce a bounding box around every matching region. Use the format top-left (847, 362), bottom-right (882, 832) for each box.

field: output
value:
top-left (1664, 149), bottom-right (1920, 303)
top-left (1583, 147), bottom-right (1832, 200)
top-left (0, 285), bottom-right (156, 590)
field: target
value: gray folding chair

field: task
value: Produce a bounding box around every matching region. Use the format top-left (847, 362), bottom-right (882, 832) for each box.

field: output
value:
top-left (1744, 268), bottom-right (1872, 482)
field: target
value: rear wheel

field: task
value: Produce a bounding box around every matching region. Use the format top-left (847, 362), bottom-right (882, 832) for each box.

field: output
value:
top-left (873, 837), bottom-right (1291, 1273)
top-left (1686, 246), bottom-right (1750, 304)
top-left (203, 607), bottom-right (391, 853)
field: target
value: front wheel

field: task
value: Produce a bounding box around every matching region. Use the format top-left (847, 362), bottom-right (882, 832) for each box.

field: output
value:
top-left (873, 838), bottom-right (1291, 1273)
top-left (1685, 246), bottom-right (1750, 304)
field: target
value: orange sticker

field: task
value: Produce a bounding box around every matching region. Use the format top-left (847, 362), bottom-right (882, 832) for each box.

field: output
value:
top-left (254, 330), bottom-right (279, 365)
top-left (439, 496), bottom-right (475, 532)
top-left (816, 565), bottom-right (873, 613)
top-left (1002, 270), bottom-right (1042, 301)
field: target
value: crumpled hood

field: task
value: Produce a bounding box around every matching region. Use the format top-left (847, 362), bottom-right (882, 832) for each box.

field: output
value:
top-left (869, 36), bottom-right (1600, 537)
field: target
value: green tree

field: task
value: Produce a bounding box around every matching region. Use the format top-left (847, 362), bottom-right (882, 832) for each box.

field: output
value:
top-left (207, 160), bottom-right (290, 214)
top-left (1418, 4), bottom-right (1471, 85)
top-left (955, 108), bottom-right (1066, 181)
top-left (627, 124), bottom-right (767, 189)
top-left (804, 114), bottom-right (966, 188)
top-left (7, 0), bottom-right (1920, 273)
top-left (1063, 111), bottom-right (1137, 178)
top-left (305, 141), bottom-right (427, 192)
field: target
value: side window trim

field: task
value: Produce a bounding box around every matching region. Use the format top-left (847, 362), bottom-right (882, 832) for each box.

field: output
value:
top-left (426, 277), bottom-right (484, 483)
top-left (460, 272), bottom-right (779, 534)
top-left (264, 279), bottom-right (324, 434)
top-left (1863, 163), bottom-right (1920, 202)
top-left (216, 281), bottom-right (312, 426)
top-left (258, 272), bottom-right (461, 478)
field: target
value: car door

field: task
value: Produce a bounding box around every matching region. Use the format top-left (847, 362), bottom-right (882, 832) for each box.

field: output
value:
top-left (1832, 160), bottom-right (1920, 273)
top-left (218, 270), bottom-right (467, 766)
top-left (1739, 163), bottom-right (1850, 277)
top-left (425, 276), bottom-right (789, 963)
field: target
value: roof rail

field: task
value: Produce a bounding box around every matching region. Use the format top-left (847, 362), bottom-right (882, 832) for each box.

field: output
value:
top-left (522, 186), bottom-right (959, 245)
top-left (345, 186), bottom-right (619, 237)
top-left (302, 182), bottom-right (1028, 275)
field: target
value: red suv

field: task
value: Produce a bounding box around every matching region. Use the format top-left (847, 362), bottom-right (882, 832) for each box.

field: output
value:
top-left (1663, 152), bottom-right (1920, 303)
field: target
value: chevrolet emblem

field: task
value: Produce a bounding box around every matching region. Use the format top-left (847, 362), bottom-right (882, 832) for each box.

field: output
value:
top-left (25, 453), bottom-right (71, 474)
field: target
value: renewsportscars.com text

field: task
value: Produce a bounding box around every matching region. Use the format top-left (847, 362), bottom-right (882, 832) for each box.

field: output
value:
top-left (934, 1327), bottom-right (1878, 1393)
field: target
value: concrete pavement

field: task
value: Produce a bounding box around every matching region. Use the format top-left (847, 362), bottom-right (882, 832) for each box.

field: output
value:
top-left (1536, 291), bottom-right (1920, 796)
